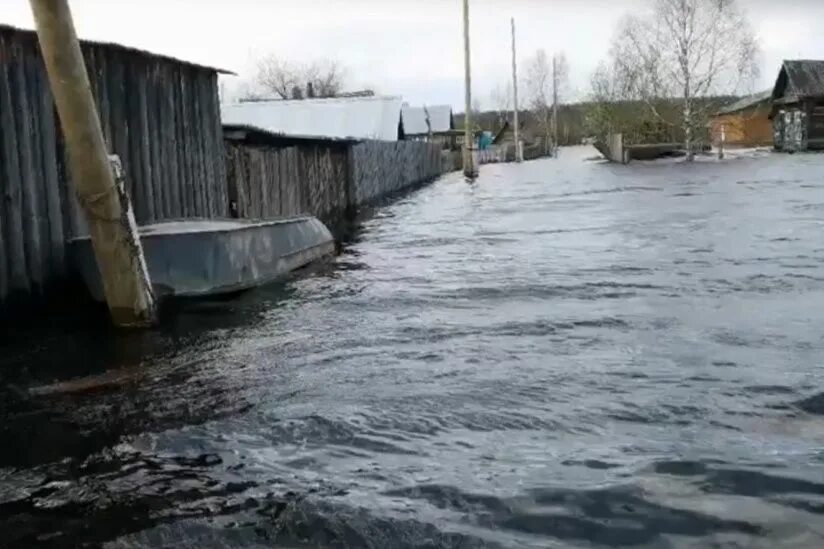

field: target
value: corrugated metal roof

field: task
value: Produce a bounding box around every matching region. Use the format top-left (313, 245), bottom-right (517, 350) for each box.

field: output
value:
top-left (778, 60), bottom-right (824, 99)
top-left (0, 23), bottom-right (235, 75)
top-left (401, 105), bottom-right (453, 135)
top-left (717, 90), bottom-right (772, 115)
top-left (223, 122), bottom-right (359, 144)
top-left (221, 96), bottom-right (403, 141)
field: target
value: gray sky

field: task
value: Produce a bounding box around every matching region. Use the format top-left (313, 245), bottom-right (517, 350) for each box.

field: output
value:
top-left (3, 0), bottom-right (824, 110)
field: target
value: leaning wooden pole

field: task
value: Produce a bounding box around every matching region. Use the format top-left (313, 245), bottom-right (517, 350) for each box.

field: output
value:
top-left (29, 0), bottom-right (156, 328)
top-left (462, 0), bottom-right (476, 178)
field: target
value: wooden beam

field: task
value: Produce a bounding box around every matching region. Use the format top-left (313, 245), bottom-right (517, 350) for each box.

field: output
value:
top-left (29, 0), bottom-right (156, 327)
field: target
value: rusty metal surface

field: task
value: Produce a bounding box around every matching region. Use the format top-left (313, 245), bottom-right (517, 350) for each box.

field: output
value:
top-left (69, 217), bottom-right (335, 301)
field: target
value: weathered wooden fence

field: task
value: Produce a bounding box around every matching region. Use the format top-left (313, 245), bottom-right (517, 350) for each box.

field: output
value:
top-left (225, 138), bottom-right (444, 224)
top-left (0, 24), bottom-right (228, 305)
top-left (225, 141), bottom-right (349, 222)
top-left (349, 141), bottom-right (443, 205)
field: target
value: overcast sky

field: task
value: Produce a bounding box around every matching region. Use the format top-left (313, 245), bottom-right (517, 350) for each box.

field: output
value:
top-left (3, 0), bottom-right (824, 110)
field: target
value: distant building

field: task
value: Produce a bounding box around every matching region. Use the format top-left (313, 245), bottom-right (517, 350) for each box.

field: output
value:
top-left (493, 119), bottom-right (523, 147)
top-left (710, 91), bottom-right (773, 148)
top-left (400, 105), bottom-right (455, 148)
top-left (770, 60), bottom-right (824, 152)
top-left (221, 95), bottom-right (404, 141)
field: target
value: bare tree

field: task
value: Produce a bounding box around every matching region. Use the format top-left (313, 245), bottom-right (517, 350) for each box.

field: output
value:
top-left (551, 52), bottom-right (569, 153)
top-left (490, 82), bottom-right (513, 129)
top-left (609, 0), bottom-right (759, 160)
top-left (526, 49), bottom-right (552, 154)
top-left (254, 54), bottom-right (347, 100)
top-left (236, 80), bottom-right (266, 103)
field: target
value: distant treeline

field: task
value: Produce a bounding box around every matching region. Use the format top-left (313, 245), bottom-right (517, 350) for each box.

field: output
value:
top-left (456, 95), bottom-right (739, 147)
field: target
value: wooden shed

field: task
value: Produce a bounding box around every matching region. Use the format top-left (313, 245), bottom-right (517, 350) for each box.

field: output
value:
top-left (0, 24), bottom-right (232, 306)
top-left (770, 60), bottom-right (824, 152)
top-left (710, 91), bottom-right (773, 148)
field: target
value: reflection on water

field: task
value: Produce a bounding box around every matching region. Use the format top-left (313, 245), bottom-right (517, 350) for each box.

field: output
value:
top-left (3, 147), bottom-right (824, 548)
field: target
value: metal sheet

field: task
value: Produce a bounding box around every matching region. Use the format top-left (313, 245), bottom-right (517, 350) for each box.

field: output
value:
top-left (221, 96), bottom-right (403, 142)
top-left (401, 105), bottom-right (454, 136)
top-left (69, 217), bottom-right (335, 300)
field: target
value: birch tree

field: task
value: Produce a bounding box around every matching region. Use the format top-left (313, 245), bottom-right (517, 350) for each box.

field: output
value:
top-left (610, 0), bottom-right (759, 160)
top-left (551, 52), bottom-right (569, 151)
top-left (526, 49), bottom-right (552, 154)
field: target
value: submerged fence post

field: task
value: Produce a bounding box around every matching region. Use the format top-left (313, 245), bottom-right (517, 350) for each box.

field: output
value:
top-left (718, 124), bottom-right (725, 160)
top-left (29, 0), bottom-right (156, 327)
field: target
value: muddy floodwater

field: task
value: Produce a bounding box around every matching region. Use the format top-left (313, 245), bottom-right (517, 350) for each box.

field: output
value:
top-left (2, 147), bottom-right (824, 548)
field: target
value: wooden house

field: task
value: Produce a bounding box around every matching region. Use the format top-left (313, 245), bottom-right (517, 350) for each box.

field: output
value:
top-left (770, 60), bottom-right (824, 152)
top-left (710, 91), bottom-right (773, 148)
top-left (400, 105), bottom-right (456, 148)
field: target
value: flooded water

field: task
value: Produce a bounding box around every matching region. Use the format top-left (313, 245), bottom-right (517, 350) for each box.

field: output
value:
top-left (2, 147), bottom-right (824, 548)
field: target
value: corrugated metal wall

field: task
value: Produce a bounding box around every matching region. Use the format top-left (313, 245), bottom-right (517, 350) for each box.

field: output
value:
top-left (0, 27), bottom-right (227, 304)
top-left (225, 139), bottom-right (443, 224)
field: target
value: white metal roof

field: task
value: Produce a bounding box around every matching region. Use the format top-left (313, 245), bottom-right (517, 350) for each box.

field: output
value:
top-left (401, 105), bottom-right (454, 135)
top-left (221, 96), bottom-right (403, 142)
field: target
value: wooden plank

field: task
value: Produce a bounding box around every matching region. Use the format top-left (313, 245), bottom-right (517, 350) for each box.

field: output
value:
top-left (241, 146), bottom-right (252, 217)
top-left (36, 61), bottom-right (65, 278)
top-left (122, 56), bottom-right (147, 222)
top-left (162, 64), bottom-right (180, 218)
top-left (196, 74), bottom-right (213, 217)
top-left (135, 58), bottom-right (155, 222)
top-left (207, 74), bottom-right (226, 217)
top-left (24, 50), bottom-right (53, 283)
top-left (281, 148), bottom-right (293, 216)
top-left (270, 149), bottom-right (279, 217)
top-left (191, 70), bottom-right (207, 218)
top-left (147, 61), bottom-right (165, 221)
top-left (179, 69), bottom-right (193, 217)
top-left (190, 70), bottom-right (205, 217)
top-left (252, 148), bottom-right (263, 218)
top-left (12, 43), bottom-right (44, 291)
top-left (107, 50), bottom-right (136, 216)
top-left (85, 47), bottom-right (111, 146)
top-left (272, 145), bottom-right (281, 218)
top-left (201, 73), bottom-right (216, 218)
top-left (0, 34), bottom-right (10, 298)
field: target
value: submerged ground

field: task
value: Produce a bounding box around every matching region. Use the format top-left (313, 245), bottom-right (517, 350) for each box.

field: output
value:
top-left (2, 147), bottom-right (824, 548)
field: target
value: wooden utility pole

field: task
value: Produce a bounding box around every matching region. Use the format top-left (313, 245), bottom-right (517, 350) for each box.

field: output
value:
top-left (511, 17), bottom-right (522, 162)
top-left (462, 0), bottom-right (476, 178)
top-left (29, 0), bottom-right (156, 328)
top-left (552, 55), bottom-right (559, 157)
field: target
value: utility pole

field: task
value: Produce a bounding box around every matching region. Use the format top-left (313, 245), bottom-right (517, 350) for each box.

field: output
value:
top-left (511, 17), bottom-right (522, 162)
top-left (552, 55), bottom-right (559, 158)
top-left (462, 0), bottom-right (476, 178)
top-left (29, 0), bottom-right (156, 328)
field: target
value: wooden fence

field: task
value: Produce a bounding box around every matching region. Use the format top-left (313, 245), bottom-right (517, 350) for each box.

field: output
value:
top-left (0, 25), bottom-right (227, 305)
top-left (225, 137), bottom-right (445, 226)
top-left (349, 141), bottom-right (444, 205)
top-left (225, 141), bottom-right (349, 223)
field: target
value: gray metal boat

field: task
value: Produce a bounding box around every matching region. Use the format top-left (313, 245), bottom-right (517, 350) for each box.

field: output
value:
top-left (70, 216), bottom-right (335, 301)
